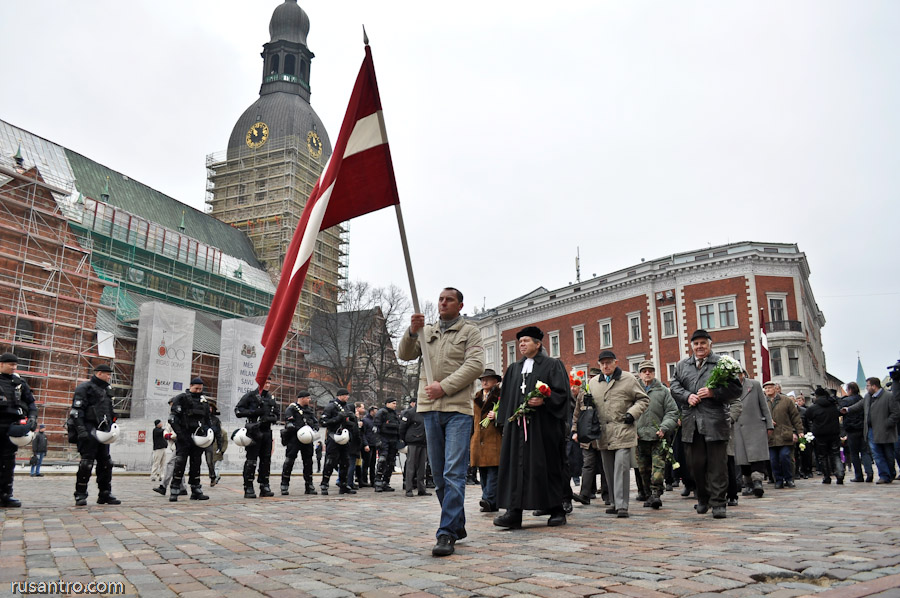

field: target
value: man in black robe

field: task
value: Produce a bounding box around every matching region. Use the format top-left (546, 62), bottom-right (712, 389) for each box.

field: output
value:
top-left (494, 326), bottom-right (572, 529)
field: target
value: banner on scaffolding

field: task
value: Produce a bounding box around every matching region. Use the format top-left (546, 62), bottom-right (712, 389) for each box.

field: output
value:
top-left (131, 302), bottom-right (195, 420)
top-left (216, 319), bottom-right (264, 424)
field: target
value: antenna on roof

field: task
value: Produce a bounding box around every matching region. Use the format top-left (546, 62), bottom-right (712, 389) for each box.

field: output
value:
top-left (575, 247), bottom-right (581, 283)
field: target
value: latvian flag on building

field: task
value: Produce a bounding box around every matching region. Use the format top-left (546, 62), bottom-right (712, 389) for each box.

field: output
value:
top-left (256, 43), bottom-right (400, 386)
top-left (760, 321), bottom-right (771, 382)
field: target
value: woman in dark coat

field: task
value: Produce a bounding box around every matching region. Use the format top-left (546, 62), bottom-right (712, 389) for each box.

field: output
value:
top-left (494, 326), bottom-right (571, 529)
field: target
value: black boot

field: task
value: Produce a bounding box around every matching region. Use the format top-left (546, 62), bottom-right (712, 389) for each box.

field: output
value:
top-left (1, 494), bottom-right (21, 508)
top-left (493, 509), bottom-right (523, 529)
top-left (169, 487), bottom-right (179, 502)
top-left (259, 485), bottom-right (274, 497)
top-left (244, 485), bottom-right (257, 499)
top-left (281, 484), bottom-right (290, 496)
top-left (74, 494), bottom-right (88, 507)
top-left (305, 484), bottom-right (317, 495)
top-left (191, 486), bottom-right (209, 500)
top-left (97, 492), bottom-right (121, 505)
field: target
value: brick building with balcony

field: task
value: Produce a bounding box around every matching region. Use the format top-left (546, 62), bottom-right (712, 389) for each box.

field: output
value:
top-left (473, 242), bottom-right (827, 395)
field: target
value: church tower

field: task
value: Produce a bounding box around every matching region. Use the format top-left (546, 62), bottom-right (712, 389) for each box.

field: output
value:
top-left (206, 0), bottom-right (346, 328)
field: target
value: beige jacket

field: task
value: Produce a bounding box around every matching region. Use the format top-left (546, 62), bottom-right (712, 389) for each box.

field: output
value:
top-left (589, 368), bottom-right (650, 450)
top-left (398, 317), bottom-right (484, 416)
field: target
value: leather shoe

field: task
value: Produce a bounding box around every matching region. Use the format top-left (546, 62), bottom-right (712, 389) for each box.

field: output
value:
top-left (616, 509), bottom-right (629, 518)
top-left (784, 481), bottom-right (796, 488)
top-left (850, 478), bottom-right (864, 483)
top-left (97, 494), bottom-right (121, 505)
top-left (774, 481), bottom-right (784, 489)
top-left (153, 485), bottom-right (166, 495)
top-left (479, 499), bottom-right (496, 512)
top-left (418, 491), bottom-right (432, 496)
top-left (727, 498), bottom-right (738, 507)
top-left (681, 486), bottom-right (692, 497)
top-left (74, 496), bottom-right (88, 507)
top-left (532, 509), bottom-right (551, 516)
top-left (432, 534), bottom-right (455, 557)
top-left (563, 499), bottom-right (573, 514)
top-left (571, 493), bottom-right (591, 505)
top-left (694, 503), bottom-right (709, 514)
top-left (605, 506), bottom-right (618, 514)
top-left (406, 490), bottom-right (414, 497)
top-left (752, 480), bottom-right (764, 497)
top-left (712, 506), bottom-right (727, 519)
top-left (547, 512), bottom-right (567, 526)
top-left (876, 478), bottom-right (893, 484)
top-left (866, 476), bottom-right (874, 483)
top-left (493, 510), bottom-right (522, 529)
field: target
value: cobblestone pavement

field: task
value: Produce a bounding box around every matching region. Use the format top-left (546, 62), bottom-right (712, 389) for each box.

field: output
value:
top-left (2, 471), bottom-right (899, 598)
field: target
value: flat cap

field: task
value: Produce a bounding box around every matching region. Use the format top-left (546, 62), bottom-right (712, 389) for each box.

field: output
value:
top-left (0, 352), bottom-right (18, 363)
top-left (690, 329), bottom-right (712, 342)
top-left (598, 350), bottom-right (617, 361)
top-left (637, 360), bottom-right (655, 372)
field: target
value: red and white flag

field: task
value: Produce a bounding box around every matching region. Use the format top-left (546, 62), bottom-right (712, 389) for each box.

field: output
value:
top-left (760, 321), bottom-right (771, 382)
top-left (256, 44), bottom-right (400, 386)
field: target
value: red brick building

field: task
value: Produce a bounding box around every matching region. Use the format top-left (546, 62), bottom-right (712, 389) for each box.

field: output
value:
top-left (474, 242), bottom-right (827, 394)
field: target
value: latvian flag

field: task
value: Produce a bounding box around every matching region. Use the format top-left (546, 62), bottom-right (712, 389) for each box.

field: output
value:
top-left (760, 321), bottom-right (771, 382)
top-left (256, 44), bottom-right (400, 387)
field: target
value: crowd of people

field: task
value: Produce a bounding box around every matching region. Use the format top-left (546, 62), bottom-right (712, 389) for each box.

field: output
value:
top-left (2, 286), bottom-right (899, 564)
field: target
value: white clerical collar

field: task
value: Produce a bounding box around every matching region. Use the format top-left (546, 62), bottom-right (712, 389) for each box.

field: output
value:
top-left (522, 358), bottom-right (535, 375)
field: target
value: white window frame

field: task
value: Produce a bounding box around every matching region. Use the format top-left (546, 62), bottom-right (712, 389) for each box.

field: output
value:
top-left (766, 292), bottom-right (788, 322)
top-left (548, 330), bottom-right (560, 358)
top-left (572, 325), bottom-right (585, 354)
top-left (660, 307), bottom-right (677, 339)
top-left (627, 311), bottom-right (642, 343)
top-left (598, 318), bottom-right (612, 348)
top-left (713, 341), bottom-right (746, 368)
top-left (628, 354), bottom-right (646, 374)
top-left (694, 295), bottom-right (739, 331)
top-left (506, 341), bottom-right (516, 370)
top-left (787, 346), bottom-right (802, 376)
top-left (667, 362), bottom-right (677, 382)
top-left (484, 344), bottom-right (496, 371)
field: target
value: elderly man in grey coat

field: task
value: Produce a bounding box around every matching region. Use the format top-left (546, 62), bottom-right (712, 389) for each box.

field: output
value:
top-left (670, 330), bottom-right (743, 519)
top-left (734, 371), bottom-right (773, 498)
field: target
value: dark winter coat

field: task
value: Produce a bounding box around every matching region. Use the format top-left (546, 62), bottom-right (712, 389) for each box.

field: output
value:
top-left (839, 394), bottom-right (865, 433)
top-left (670, 352), bottom-right (743, 442)
top-left (846, 388), bottom-right (900, 444)
top-left (399, 405), bottom-right (426, 446)
top-left (635, 378), bottom-right (678, 442)
top-left (0, 372), bottom-right (36, 424)
top-left (767, 393), bottom-right (804, 447)
top-left (733, 378), bottom-right (773, 465)
top-left (805, 395), bottom-right (842, 437)
top-left (71, 376), bottom-right (115, 435)
top-left (470, 386), bottom-right (502, 467)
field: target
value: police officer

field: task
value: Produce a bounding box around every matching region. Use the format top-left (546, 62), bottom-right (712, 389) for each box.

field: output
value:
top-left (0, 353), bottom-right (37, 508)
top-left (71, 364), bottom-right (120, 506)
top-left (235, 378), bottom-right (279, 498)
top-left (169, 377), bottom-right (212, 502)
top-left (320, 389), bottom-right (355, 495)
top-left (374, 397), bottom-right (402, 493)
top-left (281, 390), bottom-right (319, 495)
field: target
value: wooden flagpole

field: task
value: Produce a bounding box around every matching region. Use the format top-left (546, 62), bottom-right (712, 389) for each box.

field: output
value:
top-left (394, 204), bottom-right (434, 385)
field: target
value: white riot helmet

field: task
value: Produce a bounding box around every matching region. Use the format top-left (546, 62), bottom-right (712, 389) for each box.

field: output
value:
top-left (232, 427), bottom-right (254, 447)
top-left (333, 428), bottom-right (349, 445)
top-left (92, 422), bottom-right (120, 445)
top-left (8, 421), bottom-right (34, 447)
top-left (192, 427), bottom-right (215, 448)
top-left (297, 425), bottom-right (314, 445)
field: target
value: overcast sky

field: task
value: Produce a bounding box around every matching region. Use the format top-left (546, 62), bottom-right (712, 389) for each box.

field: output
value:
top-left (2, 1), bottom-right (898, 383)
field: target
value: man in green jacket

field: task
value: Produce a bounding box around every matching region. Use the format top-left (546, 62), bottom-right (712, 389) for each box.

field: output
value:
top-left (635, 361), bottom-right (678, 509)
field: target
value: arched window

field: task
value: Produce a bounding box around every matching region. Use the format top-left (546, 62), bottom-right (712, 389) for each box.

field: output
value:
top-left (269, 54), bottom-right (280, 74)
top-left (300, 60), bottom-right (309, 81)
top-left (284, 55), bottom-right (296, 76)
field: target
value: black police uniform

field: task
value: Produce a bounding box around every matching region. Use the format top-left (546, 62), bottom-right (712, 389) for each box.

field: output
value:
top-left (320, 397), bottom-right (355, 495)
top-left (0, 369), bottom-right (37, 507)
top-left (169, 390), bottom-right (213, 500)
top-left (71, 374), bottom-right (119, 505)
top-left (235, 387), bottom-right (279, 497)
top-left (373, 404), bottom-right (401, 491)
top-left (281, 400), bottom-right (319, 495)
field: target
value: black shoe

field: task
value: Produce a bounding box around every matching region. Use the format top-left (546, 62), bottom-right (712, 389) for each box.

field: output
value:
top-left (741, 487), bottom-right (752, 496)
top-left (405, 490), bottom-right (414, 497)
top-left (649, 495), bottom-right (662, 509)
top-left (305, 485), bottom-right (317, 495)
top-left (694, 503), bottom-right (709, 514)
top-left (35, 473), bottom-right (43, 477)
top-left (774, 481), bottom-right (784, 489)
top-left (876, 478), bottom-right (893, 484)
top-left (432, 534), bottom-right (455, 557)
top-left (681, 486), bottom-right (692, 497)
top-left (533, 509), bottom-right (551, 517)
top-left (179, 487), bottom-right (188, 496)
top-left (456, 527), bottom-right (467, 541)
top-left (339, 486), bottom-right (356, 494)
top-left (617, 509), bottom-right (629, 518)
top-left (822, 478), bottom-right (832, 484)
top-left (571, 493), bottom-right (591, 505)
top-left (191, 488), bottom-right (209, 501)
top-left (712, 506), bottom-right (727, 519)
top-left (548, 512), bottom-right (567, 526)
top-left (784, 481), bottom-right (796, 488)
top-left (727, 498), bottom-right (738, 507)
top-left (153, 485), bottom-right (166, 495)
top-left (169, 490), bottom-right (178, 502)
top-left (563, 499), bottom-right (573, 514)
top-left (374, 486), bottom-right (384, 493)
top-left (281, 485), bottom-right (290, 496)
top-left (97, 494), bottom-right (121, 505)
top-left (665, 484), bottom-right (674, 492)
top-left (74, 495), bottom-right (87, 507)
top-left (479, 500), bottom-right (497, 512)
top-left (851, 477), bottom-right (864, 483)
top-left (752, 480), bottom-right (764, 498)
top-left (382, 486), bottom-right (396, 492)
top-left (635, 493), bottom-right (648, 502)
top-left (493, 510), bottom-right (522, 529)
top-left (418, 491), bottom-right (432, 496)
top-left (866, 476), bottom-right (874, 483)
top-left (320, 487), bottom-right (329, 495)
top-left (259, 486), bottom-right (275, 497)
top-left (836, 478), bottom-right (844, 485)
top-left (244, 488), bottom-right (257, 499)
top-left (605, 507), bottom-right (618, 514)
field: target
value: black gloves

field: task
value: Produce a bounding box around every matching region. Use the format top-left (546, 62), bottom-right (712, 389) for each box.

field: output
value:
top-left (26, 416), bottom-right (37, 431)
top-left (77, 427), bottom-right (89, 441)
top-left (623, 413), bottom-right (635, 425)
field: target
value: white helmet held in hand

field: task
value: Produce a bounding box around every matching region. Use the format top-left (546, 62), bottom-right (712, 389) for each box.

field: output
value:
top-left (192, 427), bottom-right (214, 448)
top-left (232, 427), bottom-right (254, 447)
top-left (297, 425), bottom-right (314, 444)
top-left (333, 428), bottom-right (349, 445)
top-left (92, 423), bottom-right (120, 445)
top-left (8, 421), bottom-right (34, 447)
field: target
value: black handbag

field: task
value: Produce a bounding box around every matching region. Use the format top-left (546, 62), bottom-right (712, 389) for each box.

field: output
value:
top-left (576, 395), bottom-right (603, 442)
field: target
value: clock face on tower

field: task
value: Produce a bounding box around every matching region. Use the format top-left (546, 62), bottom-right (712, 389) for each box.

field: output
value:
top-left (246, 122), bottom-right (269, 149)
top-left (307, 130), bottom-right (323, 159)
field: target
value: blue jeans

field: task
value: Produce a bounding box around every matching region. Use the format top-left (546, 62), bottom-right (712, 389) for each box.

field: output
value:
top-left (769, 445), bottom-right (794, 483)
top-left (423, 411), bottom-right (472, 540)
top-left (30, 453), bottom-right (44, 475)
top-left (868, 428), bottom-right (897, 481)
top-left (479, 466), bottom-right (498, 507)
